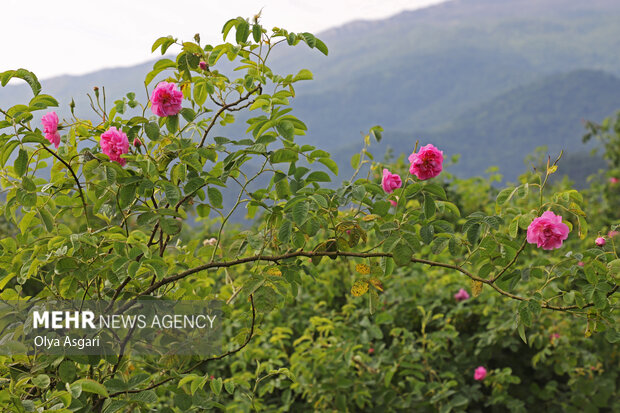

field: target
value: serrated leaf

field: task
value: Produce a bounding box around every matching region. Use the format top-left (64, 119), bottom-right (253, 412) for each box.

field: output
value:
top-left (292, 201), bottom-right (309, 225)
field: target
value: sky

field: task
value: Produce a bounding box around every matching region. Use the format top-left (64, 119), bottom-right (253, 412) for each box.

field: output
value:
top-left (1, 0), bottom-right (447, 80)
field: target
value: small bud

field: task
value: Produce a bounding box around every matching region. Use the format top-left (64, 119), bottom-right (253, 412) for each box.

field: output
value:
top-left (595, 237), bottom-right (606, 247)
top-left (199, 61), bottom-right (208, 71)
top-left (577, 261), bottom-right (584, 267)
top-left (133, 138), bottom-right (142, 147)
top-left (368, 348), bottom-right (374, 354)
top-left (93, 86), bottom-right (99, 99)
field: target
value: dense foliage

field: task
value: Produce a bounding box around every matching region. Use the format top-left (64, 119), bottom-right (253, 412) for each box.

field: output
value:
top-left (0, 14), bottom-right (617, 413)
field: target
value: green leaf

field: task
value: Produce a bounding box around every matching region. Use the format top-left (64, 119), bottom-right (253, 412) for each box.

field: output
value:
top-left (210, 377), bottom-right (223, 396)
top-left (207, 187), bottom-right (223, 208)
top-left (224, 380), bottom-right (235, 395)
top-left (318, 158), bottom-right (338, 175)
top-left (315, 38), bottom-right (329, 55)
top-left (32, 374), bottom-right (50, 389)
top-left (276, 120), bottom-right (295, 140)
top-left (270, 148), bottom-right (298, 163)
top-left (58, 360), bottom-right (76, 383)
top-left (144, 122), bottom-right (160, 141)
top-left (37, 207), bottom-right (54, 232)
top-left (253, 285), bottom-right (277, 313)
top-left (166, 115), bottom-right (179, 133)
top-left (392, 241), bottom-right (413, 267)
top-left (73, 379), bottom-right (109, 397)
top-left (14, 148), bottom-right (28, 177)
top-left (1, 69), bottom-right (41, 95)
top-left (278, 220), bottom-right (292, 243)
top-left (293, 69), bottom-right (313, 81)
top-left (236, 20), bottom-right (250, 44)
top-left (162, 181), bottom-right (181, 206)
top-left (306, 171), bottom-right (331, 183)
top-left (293, 201), bottom-right (309, 226)
top-left (160, 217), bottom-right (182, 235)
top-left (424, 195), bottom-right (435, 219)
top-left (252, 24), bottom-right (262, 43)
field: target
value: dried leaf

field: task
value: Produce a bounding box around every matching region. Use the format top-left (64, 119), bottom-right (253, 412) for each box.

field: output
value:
top-left (355, 264), bottom-right (371, 275)
top-left (369, 277), bottom-right (384, 292)
top-left (351, 280), bottom-right (369, 297)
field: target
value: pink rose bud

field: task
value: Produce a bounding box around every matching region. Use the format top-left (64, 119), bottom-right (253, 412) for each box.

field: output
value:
top-left (389, 199), bottom-right (398, 207)
top-left (610, 177), bottom-right (619, 184)
top-left (474, 366), bottom-right (487, 381)
top-left (595, 237), bottom-right (606, 246)
top-left (368, 348), bottom-right (375, 354)
top-left (150, 81), bottom-right (184, 117)
top-left (577, 261), bottom-right (584, 267)
top-left (608, 230), bottom-right (618, 238)
top-left (41, 111), bottom-right (61, 148)
top-left (133, 138), bottom-right (142, 147)
top-left (526, 211), bottom-right (570, 250)
top-left (100, 127), bottom-right (129, 166)
top-left (408, 144), bottom-right (444, 180)
top-left (199, 61), bottom-right (208, 70)
top-left (550, 333), bottom-right (560, 341)
top-left (210, 375), bottom-right (215, 380)
top-left (454, 288), bottom-right (470, 302)
top-left (381, 169), bottom-right (402, 193)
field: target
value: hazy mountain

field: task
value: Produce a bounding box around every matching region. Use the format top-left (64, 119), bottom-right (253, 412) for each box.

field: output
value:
top-left (1, 0), bottom-right (620, 181)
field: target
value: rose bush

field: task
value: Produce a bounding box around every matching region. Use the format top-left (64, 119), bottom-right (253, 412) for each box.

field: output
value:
top-left (0, 15), bottom-right (617, 412)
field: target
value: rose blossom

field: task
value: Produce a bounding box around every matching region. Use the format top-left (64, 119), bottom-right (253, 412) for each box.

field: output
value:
top-left (100, 127), bottom-right (129, 166)
top-left (382, 169), bottom-right (402, 193)
top-left (368, 347), bottom-right (375, 354)
top-left (577, 261), bottom-right (584, 267)
top-left (408, 144), bottom-right (444, 180)
top-left (150, 81), bottom-right (183, 117)
top-left (610, 177), bottom-right (619, 184)
top-left (526, 211), bottom-right (569, 250)
top-left (474, 366), bottom-right (487, 381)
top-left (454, 288), bottom-right (470, 302)
top-left (41, 111), bottom-right (61, 148)
top-left (595, 237), bottom-right (606, 246)
top-left (608, 230), bottom-right (618, 238)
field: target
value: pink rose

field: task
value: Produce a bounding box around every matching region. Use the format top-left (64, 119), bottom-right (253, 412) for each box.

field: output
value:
top-left (526, 211), bottom-right (569, 250)
top-left (610, 177), bottom-right (619, 184)
top-left (382, 169), bottom-right (402, 193)
top-left (454, 288), bottom-right (470, 302)
top-left (100, 127), bottom-right (129, 166)
top-left (577, 261), bottom-right (584, 267)
top-left (595, 237), bottom-right (606, 246)
top-left (474, 366), bottom-right (487, 381)
top-left (389, 199), bottom-right (398, 207)
top-left (151, 81), bottom-right (183, 117)
top-left (408, 144), bottom-right (444, 180)
top-left (368, 347), bottom-right (374, 354)
top-left (608, 230), bottom-right (618, 238)
top-left (41, 111), bottom-right (61, 148)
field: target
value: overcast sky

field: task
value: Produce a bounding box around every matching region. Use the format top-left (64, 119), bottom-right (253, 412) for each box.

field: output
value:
top-left (2, 0), bottom-right (447, 80)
